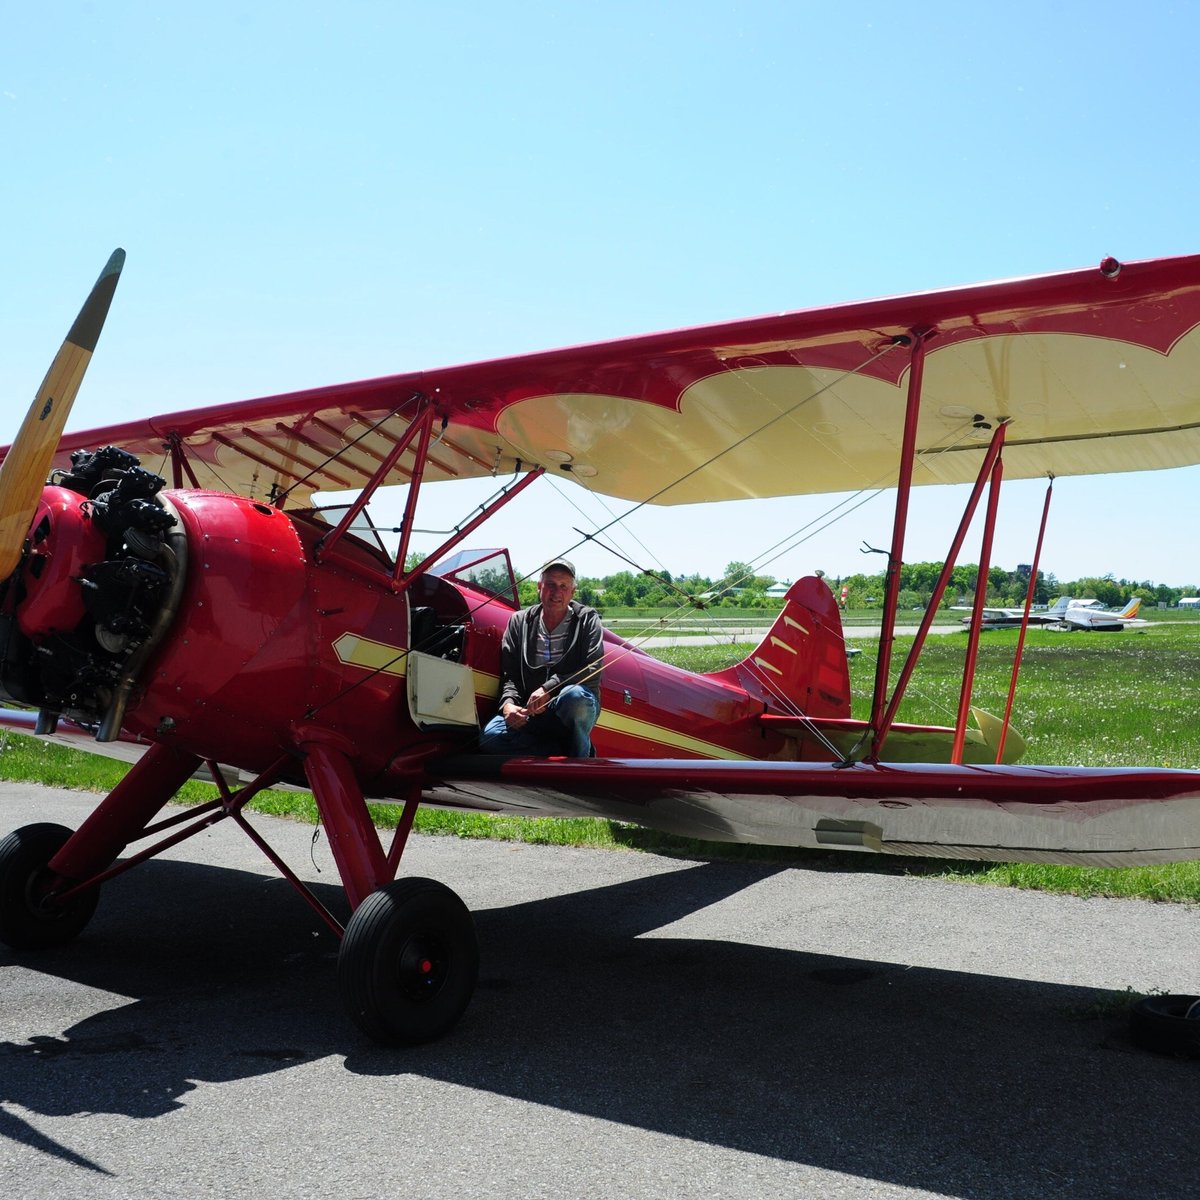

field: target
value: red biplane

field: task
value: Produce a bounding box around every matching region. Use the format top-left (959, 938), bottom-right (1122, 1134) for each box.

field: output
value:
top-left (2, 251), bottom-right (1199, 1044)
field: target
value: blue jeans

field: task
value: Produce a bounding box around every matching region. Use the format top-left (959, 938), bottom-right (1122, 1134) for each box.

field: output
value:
top-left (479, 684), bottom-right (599, 757)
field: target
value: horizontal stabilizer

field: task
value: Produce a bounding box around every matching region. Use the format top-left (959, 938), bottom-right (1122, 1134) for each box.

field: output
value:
top-left (760, 707), bottom-right (1026, 765)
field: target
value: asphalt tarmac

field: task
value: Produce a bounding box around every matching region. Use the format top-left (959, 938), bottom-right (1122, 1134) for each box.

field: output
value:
top-left (1, 782), bottom-right (1198, 1199)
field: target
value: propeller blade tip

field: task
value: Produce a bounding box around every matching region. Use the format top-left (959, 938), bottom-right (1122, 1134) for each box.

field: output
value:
top-left (67, 249), bottom-right (126, 353)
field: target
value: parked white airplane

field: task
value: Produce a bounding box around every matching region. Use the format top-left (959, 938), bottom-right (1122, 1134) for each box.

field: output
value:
top-left (1047, 596), bottom-right (1147, 631)
top-left (956, 596), bottom-right (1147, 631)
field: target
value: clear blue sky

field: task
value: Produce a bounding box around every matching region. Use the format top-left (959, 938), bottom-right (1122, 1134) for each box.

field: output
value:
top-left (3, 3), bottom-right (1198, 587)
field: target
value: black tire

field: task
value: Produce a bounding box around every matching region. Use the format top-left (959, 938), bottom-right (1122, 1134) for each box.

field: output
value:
top-left (0, 823), bottom-right (100, 950)
top-left (1129, 994), bottom-right (1200, 1057)
top-left (338, 877), bottom-right (479, 1045)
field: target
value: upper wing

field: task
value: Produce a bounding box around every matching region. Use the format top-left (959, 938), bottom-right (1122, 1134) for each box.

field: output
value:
top-left (9, 254), bottom-right (1200, 507)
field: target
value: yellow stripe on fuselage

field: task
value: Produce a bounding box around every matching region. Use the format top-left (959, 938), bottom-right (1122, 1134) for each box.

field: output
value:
top-left (474, 668), bottom-right (500, 698)
top-left (594, 708), bottom-right (753, 759)
top-left (332, 633), bottom-right (408, 677)
top-left (471, 668), bottom-right (749, 760)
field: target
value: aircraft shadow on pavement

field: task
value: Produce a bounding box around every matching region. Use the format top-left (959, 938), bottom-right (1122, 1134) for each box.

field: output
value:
top-left (1, 851), bottom-right (1196, 1199)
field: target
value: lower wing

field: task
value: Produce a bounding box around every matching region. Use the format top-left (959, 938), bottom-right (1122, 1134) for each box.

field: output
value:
top-left (424, 755), bottom-right (1200, 868)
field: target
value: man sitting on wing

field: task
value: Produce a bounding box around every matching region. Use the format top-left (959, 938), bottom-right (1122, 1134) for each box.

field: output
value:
top-left (479, 558), bottom-right (603, 757)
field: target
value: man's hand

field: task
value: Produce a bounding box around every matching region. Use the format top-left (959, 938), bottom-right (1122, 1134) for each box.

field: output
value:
top-left (525, 686), bottom-right (551, 715)
top-left (502, 703), bottom-right (529, 729)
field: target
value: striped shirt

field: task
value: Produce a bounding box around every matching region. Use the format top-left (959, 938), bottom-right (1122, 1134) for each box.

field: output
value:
top-left (538, 612), bottom-right (570, 665)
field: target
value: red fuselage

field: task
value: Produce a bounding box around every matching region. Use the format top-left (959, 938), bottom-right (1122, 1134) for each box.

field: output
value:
top-left (135, 492), bottom-right (815, 786)
top-left (4, 482), bottom-right (849, 795)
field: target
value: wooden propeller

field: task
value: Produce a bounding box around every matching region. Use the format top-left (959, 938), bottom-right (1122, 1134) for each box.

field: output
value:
top-left (0, 249), bottom-right (125, 579)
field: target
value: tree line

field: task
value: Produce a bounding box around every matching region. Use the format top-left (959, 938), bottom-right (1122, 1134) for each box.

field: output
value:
top-left (518, 560), bottom-right (1198, 612)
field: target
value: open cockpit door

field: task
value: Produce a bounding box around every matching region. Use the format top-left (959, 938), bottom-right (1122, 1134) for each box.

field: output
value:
top-left (404, 549), bottom-right (517, 732)
top-left (404, 559), bottom-right (500, 734)
top-left (405, 650), bottom-right (479, 731)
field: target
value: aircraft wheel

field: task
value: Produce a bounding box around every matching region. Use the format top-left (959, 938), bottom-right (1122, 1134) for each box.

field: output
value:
top-left (0, 823), bottom-right (100, 950)
top-left (1129, 994), bottom-right (1200, 1057)
top-left (338, 877), bottom-right (479, 1045)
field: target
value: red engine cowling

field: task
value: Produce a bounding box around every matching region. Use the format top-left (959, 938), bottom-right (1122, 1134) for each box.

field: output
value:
top-left (0, 448), bottom-right (481, 784)
top-left (16, 487), bottom-right (109, 640)
top-left (127, 490), bottom-right (482, 780)
top-left (0, 450), bottom-right (184, 728)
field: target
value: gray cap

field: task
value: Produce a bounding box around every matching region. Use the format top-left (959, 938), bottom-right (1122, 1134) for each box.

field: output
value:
top-left (541, 558), bottom-right (576, 578)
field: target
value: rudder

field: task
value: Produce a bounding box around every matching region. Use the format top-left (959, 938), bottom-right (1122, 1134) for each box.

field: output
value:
top-left (707, 577), bottom-right (851, 720)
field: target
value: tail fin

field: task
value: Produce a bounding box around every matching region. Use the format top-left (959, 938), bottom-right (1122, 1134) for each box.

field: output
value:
top-left (708, 577), bottom-right (851, 719)
top-left (1047, 596), bottom-right (1071, 614)
top-left (1120, 597), bottom-right (1141, 619)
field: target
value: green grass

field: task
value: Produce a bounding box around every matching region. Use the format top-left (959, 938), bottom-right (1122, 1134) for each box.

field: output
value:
top-left (937, 860), bottom-right (1200, 902)
top-left (0, 735), bottom-right (222, 802)
top-left (844, 623), bottom-right (1200, 771)
top-left (2, 620), bottom-right (1198, 901)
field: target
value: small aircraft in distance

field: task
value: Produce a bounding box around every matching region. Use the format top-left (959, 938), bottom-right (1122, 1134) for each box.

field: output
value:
top-left (1, 250), bottom-right (1200, 1045)
top-left (1044, 596), bottom-right (1147, 632)
top-left (956, 596), bottom-right (1147, 631)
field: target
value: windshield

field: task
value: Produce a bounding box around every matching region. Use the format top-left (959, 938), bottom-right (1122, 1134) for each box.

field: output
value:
top-left (310, 503), bottom-right (396, 559)
top-left (427, 548), bottom-right (519, 607)
top-left (308, 500), bottom-right (518, 606)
